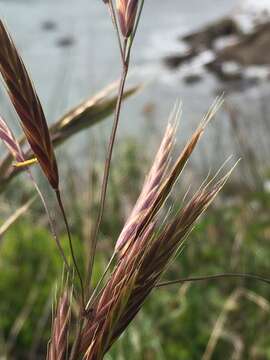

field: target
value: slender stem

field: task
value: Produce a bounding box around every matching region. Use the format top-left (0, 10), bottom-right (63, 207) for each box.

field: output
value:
top-left (156, 273), bottom-right (270, 288)
top-left (86, 39), bottom-right (129, 289)
top-left (85, 0), bottom-right (145, 310)
top-left (85, 251), bottom-right (116, 311)
top-left (107, 0), bottom-right (125, 64)
top-left (55, 189), bottom-right (85, 309)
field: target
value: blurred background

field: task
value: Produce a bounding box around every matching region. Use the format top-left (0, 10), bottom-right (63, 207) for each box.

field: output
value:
top-left (1, 0), bottom-right (270, 359)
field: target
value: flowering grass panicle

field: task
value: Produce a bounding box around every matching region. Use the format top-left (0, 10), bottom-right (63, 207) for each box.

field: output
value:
top-left (78, 103), bottom-right (233, 359)
top-left (80, 171), bottom-right (233, 360)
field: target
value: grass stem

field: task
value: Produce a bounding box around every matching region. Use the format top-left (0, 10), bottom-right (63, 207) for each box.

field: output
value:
top-left (156, 273), bottom-right (270, 288)
top-left (55, 190), bottom-right (85, 309)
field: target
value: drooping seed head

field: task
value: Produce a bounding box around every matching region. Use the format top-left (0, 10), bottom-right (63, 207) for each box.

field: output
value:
top-left (0, 21), bottom-right (59, 189)
top-left (116, 0), bottom-right (139, 38)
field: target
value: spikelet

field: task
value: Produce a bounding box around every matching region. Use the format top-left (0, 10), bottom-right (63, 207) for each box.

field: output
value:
top-left (115, 118), bottom-right (177, 253)
top-left (0, 21), bottom-right (59, 189)
top-left (116, 0), bottom-right (139, 38)
top-left (48, 292), bottom-right (70, 360)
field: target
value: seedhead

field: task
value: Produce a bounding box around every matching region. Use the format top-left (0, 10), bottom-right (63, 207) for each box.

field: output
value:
top-left (0, 21), bottom-right (59, 190)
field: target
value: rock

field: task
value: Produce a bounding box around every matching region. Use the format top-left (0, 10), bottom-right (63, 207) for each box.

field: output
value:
top-left (56, 36), bottom-right (75, 48)
top-left (206, 61), bottom-right (243, 81)
top-left (183, 73), bottom-right (203, 84)
top-left (163, 49), bottom-right (197, 69)
top-left (41, 20), bottom-right (57, 31)
top-left (216, 23), bottom-right (270, 66)
top-left (182, 18), bottom-right (240, 50)
top-left (164, 5), bottom-right (270, 87)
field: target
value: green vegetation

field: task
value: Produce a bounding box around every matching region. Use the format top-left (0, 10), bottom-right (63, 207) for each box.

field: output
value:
top-left (1, 135), bottom-right (270, 359)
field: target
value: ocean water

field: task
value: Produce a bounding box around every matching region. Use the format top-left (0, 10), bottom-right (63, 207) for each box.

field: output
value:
top-left (1, 0), bottom-right (259, 169)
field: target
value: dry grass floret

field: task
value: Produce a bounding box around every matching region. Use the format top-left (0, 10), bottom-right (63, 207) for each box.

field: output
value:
top-left (116, 98), bottom-right (223, 255)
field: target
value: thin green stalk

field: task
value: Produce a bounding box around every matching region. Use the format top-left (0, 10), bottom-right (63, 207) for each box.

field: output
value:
top-left (156, 273), bottom-right (270, 288)
top-left (55, 190), bottom-right (85, 309)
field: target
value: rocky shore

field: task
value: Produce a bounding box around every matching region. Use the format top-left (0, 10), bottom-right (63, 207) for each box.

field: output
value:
top-left (164, 1), bottom-right (270, 87)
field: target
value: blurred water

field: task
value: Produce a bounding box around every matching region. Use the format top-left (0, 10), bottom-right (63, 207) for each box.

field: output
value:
top-left (0, 0), bottom-right (252, 168)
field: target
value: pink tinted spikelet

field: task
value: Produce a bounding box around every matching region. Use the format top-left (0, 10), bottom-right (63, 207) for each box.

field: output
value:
top-left (0, 116), bottom-right (24, 163)
top-left (115, 98), bottom-right (223, 255)
top-left (115, 121), bottom-right (176, 253)
top-left (0, 21), bottom-right (59, 189)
